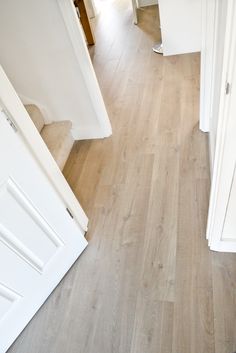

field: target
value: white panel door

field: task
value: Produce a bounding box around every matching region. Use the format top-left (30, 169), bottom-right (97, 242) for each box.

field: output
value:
top-left (0, 105), bottom-right (88, 352)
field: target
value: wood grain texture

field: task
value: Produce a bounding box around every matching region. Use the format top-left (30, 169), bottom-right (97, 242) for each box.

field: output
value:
top-left (8, 2), bottom-right (236, 353)
top-left (74, 0), bottom-right (95, 45)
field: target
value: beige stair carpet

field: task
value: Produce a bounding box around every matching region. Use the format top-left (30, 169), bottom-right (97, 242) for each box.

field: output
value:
top-left (24, 104), bottom-right (45, 133)
top-left (41, 121), bottom-right (74, 171)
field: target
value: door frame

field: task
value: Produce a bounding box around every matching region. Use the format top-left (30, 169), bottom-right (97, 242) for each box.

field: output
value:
top-left (74, 0), bottom-right (95, 45)
top-left (206, 0), bottom-right (236, 251)
top-left (0, 66), bottom-right (88, 232)
top-left (200, 0), bottom-right (218, 134)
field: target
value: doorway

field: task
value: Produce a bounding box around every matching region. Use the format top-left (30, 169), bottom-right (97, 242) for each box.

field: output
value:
top-left (88, 0), bottom-right (161, 66)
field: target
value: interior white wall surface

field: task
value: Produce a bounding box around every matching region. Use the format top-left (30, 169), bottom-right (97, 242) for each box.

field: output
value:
top-left (209, 0), bottom-right (228, 162)
top-left (0, 0), bottom-right (111, 140)
top-left (159, 0), bottom-right (201, 56)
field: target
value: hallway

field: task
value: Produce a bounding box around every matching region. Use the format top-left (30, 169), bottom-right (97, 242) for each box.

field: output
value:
top-left (9, 1), bottom-right (236, 353)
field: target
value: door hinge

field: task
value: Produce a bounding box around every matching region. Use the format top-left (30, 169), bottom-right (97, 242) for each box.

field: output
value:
top-left (66, 207), bottom-right (74, 219)
top-left (1, 109), bottom-right (18, 132)
top-left (225, 82), bottom-right (230, 95)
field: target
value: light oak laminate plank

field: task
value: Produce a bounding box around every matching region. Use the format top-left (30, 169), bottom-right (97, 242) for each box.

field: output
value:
top-left (8, 2), bottom-right (236, 353)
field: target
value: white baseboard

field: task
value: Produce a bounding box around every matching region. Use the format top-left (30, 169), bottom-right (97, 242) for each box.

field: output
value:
top-left (138, 0), bottom-right (158, 7)
top-left (71, 125), bottom-right (112, 140)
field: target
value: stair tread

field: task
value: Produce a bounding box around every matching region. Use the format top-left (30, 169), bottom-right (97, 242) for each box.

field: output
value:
top-left (24, 104), bottom-right (45, 133)
top-left (41, 121), bottom-right (74, 171)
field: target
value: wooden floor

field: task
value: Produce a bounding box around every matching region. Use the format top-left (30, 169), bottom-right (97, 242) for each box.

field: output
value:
top-left (9, 1), bottom-right (236, 353)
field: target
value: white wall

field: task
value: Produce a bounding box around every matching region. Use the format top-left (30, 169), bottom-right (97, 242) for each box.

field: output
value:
top-left (205, 0), bottom-right (236, 252)
top-left (209, 0), bottom-right (228, 163)
top-left (159, 0), bottom-right (201, 56)
top-left (200, 0), bottom-right (228, 171)
top-left (0, 0), bottom-right (112, 140)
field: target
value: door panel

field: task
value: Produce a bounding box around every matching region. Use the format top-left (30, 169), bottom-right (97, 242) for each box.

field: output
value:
top-left (0, 105), bottom-right (88, 352)
top-left (206, 0), bottom-right (236, 252)
top-left (0, 179), bottom-right (63, 271)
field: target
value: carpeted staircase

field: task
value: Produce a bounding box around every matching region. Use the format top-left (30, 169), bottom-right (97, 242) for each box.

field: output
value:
top-left (25, 104), bottom-right (74, 171)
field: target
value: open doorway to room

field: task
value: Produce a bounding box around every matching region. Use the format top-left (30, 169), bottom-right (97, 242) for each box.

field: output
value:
top-left (85, 0), bottom-right (161, 57)
top-left (87, 0), bottom-right (161, 89)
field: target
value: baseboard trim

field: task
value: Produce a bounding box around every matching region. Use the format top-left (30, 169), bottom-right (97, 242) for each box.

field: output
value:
top-left (71, 125), bottom-right (112, 140)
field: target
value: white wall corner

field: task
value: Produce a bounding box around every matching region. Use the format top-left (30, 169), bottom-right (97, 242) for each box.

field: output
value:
top-left (19, 94), bottom-right (53, 125)
top-left (57, 0), bottom-right (112, 140)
